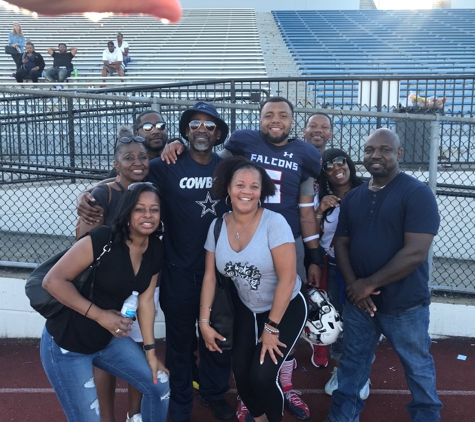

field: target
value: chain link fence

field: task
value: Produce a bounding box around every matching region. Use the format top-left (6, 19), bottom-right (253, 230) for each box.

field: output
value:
top-left (1, 76), bottom-right (474, 293)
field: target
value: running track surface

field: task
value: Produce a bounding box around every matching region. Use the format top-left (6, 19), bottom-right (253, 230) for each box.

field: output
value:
top-left (1, 336), bottom-right (474, 421)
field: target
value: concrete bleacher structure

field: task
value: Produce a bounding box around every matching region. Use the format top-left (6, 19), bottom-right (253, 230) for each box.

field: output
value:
top-left (0, 8), bottom-right (267, 87)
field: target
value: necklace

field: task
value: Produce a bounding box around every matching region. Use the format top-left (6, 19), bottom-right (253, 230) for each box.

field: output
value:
top-left (232, 208), bottom-right (259, 239)
top-left (369, 178), bottom-right (386, 190)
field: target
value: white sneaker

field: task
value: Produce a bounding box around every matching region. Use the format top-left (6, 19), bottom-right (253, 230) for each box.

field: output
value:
top-left (324, 367), bottom-right (338, 396)
top-left (324, 367), bottom-right (370, 400)
top-left (126, 413), bottom-right (142, 422)
top-left (359, 378), bottom-right (370, 400)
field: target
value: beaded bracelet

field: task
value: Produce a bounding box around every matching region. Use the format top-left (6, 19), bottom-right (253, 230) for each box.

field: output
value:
top-left (264, 323), bottom-right (280, 336)
top-left (198, 319), bottom-right (210, 324)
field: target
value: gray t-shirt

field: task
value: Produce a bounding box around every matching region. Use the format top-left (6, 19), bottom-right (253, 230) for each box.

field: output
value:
top-left (205, 208), bottom-right (301, 313)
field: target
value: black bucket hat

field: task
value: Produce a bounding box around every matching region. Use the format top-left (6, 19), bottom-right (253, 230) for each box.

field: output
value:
top-left (179, 101), bottom-right (229, 145)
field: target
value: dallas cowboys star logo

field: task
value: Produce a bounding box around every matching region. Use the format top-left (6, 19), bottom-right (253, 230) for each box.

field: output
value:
top-left (195, 192), bottom-right (220, 217)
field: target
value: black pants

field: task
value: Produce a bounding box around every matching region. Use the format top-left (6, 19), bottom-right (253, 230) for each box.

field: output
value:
top-left (232, 291), bottom-right (308, 422)
top-left (159, 263), bottom-right (232, 422)
top-left (16, 69), bottom-right (40, 83)
top-left (9, 52), bottom-right (22, 69)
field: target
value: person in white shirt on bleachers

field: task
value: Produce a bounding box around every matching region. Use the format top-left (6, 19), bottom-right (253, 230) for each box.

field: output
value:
top-left (114, 32), bottom-right (131, 69)
top-left (102, 41), bottom-right (124, 82)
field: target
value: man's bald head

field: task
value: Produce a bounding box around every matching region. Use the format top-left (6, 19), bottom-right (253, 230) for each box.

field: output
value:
top-left (365, 128), bottom-right (401, 150)
top-left (364, 128), bottom-right (403, 179)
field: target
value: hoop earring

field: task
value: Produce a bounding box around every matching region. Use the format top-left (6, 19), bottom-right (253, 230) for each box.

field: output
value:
top-left (225, 195), bottom-right (231, 206)
top-left (158, 220), bottom-right (165, 233)
top-left (258, 199), bottom-right (262, 207)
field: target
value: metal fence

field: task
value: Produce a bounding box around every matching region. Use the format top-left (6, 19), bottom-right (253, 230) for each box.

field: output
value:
top-left (0, 75), bottom-right (474, 294)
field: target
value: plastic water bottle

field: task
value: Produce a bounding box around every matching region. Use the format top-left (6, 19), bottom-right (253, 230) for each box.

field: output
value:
top-left (121, 291), bottom-right (139, 319)
top-left (73, 68), bottom-right (78, 77)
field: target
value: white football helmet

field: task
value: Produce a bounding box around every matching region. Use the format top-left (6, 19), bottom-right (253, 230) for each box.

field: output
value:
top-left (302, 289), bottom-right (343, 346)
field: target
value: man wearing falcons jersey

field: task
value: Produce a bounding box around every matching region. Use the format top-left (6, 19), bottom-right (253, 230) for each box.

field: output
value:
top-left (162, 97), bottom-right (323, 421)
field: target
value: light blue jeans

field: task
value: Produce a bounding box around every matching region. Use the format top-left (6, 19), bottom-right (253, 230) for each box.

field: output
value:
top-left (328, 303), bottom-right (442, 422)
top-left (40, 327), bottom-right (169, 422)
top-left (43, 67), bottom-right (69, 82)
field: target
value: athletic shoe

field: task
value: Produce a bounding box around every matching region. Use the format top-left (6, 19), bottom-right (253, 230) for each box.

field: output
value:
top-left (10, 73), bottom-right (16, 78)
top-left (198, 396), bottom-right (235, 420)
top-left (236, 398), bottom-right (253, 422)
top-left (359, 378), bottom-right (371, 400)
top-left (284, 390), bottom-right (310, 420)
top-left (324, 367), bottom-right (371, 400)
top-left (310, 343), bottom-right (328, 368)
top-left (324, 367), bottom-right (339, 396)
top-left (126, 413), bottom-right (142, 422)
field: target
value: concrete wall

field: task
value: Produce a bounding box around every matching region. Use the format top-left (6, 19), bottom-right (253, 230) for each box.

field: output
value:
top-left (180, 0), bottom-right (361, 12)
top-left (2, 276), bottom-right (473, 339)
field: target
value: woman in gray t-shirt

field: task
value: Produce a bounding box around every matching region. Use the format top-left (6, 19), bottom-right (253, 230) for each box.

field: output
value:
top-left (199, 157), bottom-right (308, 422)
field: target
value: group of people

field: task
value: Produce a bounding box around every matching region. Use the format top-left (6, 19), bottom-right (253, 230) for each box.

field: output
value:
top-left (7, 22), bottom-right (132, 86)
top-left (37, 95), bottom-right (443, 422)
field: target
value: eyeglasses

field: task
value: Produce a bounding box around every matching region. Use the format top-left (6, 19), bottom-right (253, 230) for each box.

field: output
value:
top-left (118, 136), bottom-right (145, 144)
top-left (188, 120), bottom-right (217, 132)
top-left (323, 156), bottom-right (347, 172)
top-left (128, 182), bottom-right (159, 191)
top-left (141, 122), bottom-right (166, 132)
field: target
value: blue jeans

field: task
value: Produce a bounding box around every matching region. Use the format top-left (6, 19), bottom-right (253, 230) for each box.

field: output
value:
top-left (40, 327), bottom-right (169, 422)
top-left (328, 303), bottom-right (442, 422)
top-left (43, 67), bottom-right (69, 82)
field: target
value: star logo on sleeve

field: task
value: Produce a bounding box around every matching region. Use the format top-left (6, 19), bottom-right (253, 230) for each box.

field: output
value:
top-left (195, 192), bottom-right (220, 217)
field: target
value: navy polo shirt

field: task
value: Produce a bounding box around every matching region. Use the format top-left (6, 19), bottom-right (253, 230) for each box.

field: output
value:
top-left (336, 172), bottom-right (440, 314)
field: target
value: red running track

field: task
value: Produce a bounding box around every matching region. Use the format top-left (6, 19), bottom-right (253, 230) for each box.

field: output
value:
top-left (1, 336), bottom-right (474, 421)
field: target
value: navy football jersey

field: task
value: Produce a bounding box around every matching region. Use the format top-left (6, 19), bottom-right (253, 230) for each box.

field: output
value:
top-left (148, 150), bottom-right (228, 272)
top-left (224, 129), bottom-right (322, 238)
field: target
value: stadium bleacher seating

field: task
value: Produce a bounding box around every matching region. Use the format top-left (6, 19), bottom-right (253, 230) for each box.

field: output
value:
top-left (272, 9), bottom-right (475, 77)
top-left (0, 8), bottom-right (267, 87)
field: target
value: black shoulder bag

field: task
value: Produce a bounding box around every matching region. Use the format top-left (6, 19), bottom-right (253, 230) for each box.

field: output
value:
top-left (210, 216), bottom-right (236, 351)
top-left (25, 237), bottom-right (112, 319)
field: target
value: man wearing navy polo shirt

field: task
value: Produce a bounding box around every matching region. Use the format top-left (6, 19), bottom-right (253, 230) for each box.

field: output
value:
top-left (324, 128), bottom-right (442, 422)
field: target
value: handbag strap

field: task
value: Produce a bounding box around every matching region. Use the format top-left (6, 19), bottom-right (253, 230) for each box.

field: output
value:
top-left (213, 216), bottom-right (224, 288)
top-left (87, 238), bottom-right (112, 302)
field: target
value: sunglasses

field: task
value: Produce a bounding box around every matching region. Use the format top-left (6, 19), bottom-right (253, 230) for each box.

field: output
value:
top-left (188, 120), bottom-right (217, 132)
top-left (141, 122), bottom-right (166, 132)
top-left (323, 156), bottom-right (347, 172)
top-left (128, 182), bottom-right (159, 191)
top-left (118, 136), bottom-right (145, 144)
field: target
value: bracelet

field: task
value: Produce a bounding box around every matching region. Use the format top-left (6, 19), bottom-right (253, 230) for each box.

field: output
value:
top-left (198, 319), bottom-right (211, 324)
top-left (143, 344), bottom-right (156, 351)
top-left (316, 214), bottom-right (324, 219)
top-left (84, 301), bottom-right (93, 317)
top-left (264, 324), bottom-right (280, 336)
top-left (265, 318), bottom-right (280, 329)
top-left (200, 305), bottom-right (212, 312)
top-left (303, 234), bottom-right (320, 242)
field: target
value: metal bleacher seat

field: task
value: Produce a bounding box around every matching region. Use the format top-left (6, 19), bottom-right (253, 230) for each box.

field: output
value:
top-left (0, 8), bottom-right (267, 87)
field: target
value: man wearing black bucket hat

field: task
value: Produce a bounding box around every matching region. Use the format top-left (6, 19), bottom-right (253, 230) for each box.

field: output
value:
top-left (147, 102), bottom-right (233, 422)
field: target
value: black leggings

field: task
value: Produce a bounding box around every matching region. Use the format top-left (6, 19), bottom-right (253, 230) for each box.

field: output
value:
top-left (232, 291), bottom-right (307, 422)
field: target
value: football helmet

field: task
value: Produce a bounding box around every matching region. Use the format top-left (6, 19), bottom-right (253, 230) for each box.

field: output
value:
top-left (302, 289), bottom-right (343, 346)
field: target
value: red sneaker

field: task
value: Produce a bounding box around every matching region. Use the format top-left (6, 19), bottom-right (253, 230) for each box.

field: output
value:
top-left (310, 343), bottom-right (328, 368)
top-left (236, 398), bottom-right (253, 422)
top-left (284, 390), bottom-right (310, 420)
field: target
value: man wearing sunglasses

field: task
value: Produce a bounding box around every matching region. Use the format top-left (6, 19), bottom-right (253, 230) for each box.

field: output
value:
top-left (147, 102), bottom-right (234, 422)
top-left (162, 97), bottom-right (323, 421)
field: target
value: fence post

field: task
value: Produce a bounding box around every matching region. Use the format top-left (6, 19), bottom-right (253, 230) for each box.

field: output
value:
top-left (230, 80), bottom-right (236, 133)
top-left (67, 97), bottom-right (76, 184)
top-left (151, 97), bottom-right (161, 113)
top-left (427, 116), bottom-right (440, 287)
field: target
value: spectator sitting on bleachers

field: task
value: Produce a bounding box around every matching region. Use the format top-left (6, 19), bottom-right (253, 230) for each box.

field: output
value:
top-left (7, 22), bottom-right (25, 70)
top-left (43, 43), bottom-right (78, 87)
top-left (16, 42), bottom-right (45, 83)
top-left (102, 41), bottom-right (124, 82)
top-left (114, 32), bottom-right (131, 69)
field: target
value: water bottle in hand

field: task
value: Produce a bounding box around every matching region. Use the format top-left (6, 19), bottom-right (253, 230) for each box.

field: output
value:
top-left (121, 291), bottom-right (139, 323)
